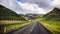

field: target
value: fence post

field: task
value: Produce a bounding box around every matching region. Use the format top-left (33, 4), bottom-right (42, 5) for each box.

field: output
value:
top-left (0, 25), bottom-right (5, 34)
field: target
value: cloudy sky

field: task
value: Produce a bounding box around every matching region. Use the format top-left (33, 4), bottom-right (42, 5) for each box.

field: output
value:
top-left (0, 0), bottom-right (60, 14)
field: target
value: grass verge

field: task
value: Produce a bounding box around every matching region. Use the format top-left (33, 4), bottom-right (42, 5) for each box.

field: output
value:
top-left (0, 20), bottom-right (33, 33)
top-left (39, 18), bottom-right (60, 34)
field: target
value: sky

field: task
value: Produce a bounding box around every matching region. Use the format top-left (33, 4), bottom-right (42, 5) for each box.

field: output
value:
top-left (0, 0), bottom-right (60, 14)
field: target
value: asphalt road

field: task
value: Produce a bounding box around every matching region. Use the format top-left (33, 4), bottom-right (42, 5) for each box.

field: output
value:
top-left (7, 21), bottom-right (52, 34)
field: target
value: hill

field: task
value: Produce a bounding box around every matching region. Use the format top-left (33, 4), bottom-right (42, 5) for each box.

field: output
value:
top-left (39, 7), bottom-right (60, 34)
top-left (0, 5), bottom-right (26, 20)
top-left (43, 7), bottom-right (60, 21)
top-left (25, 14), bottom-right (44, 20)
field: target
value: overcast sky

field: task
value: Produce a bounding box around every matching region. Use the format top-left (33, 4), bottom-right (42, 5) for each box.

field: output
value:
top-left (0, 0), bottom-right (60, 14)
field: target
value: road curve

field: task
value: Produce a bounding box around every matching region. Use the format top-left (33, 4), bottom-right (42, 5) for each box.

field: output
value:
top-left (7, 21), bottom-right (52, 34)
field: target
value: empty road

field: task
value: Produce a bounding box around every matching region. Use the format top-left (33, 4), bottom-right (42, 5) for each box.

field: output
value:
top-left (7, 21), bottom-right (52, 34)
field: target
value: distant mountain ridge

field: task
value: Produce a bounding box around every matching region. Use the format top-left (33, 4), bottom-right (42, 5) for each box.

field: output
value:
top-left (25, 14), bottom-right (44, 20)
top-left (0, 5), bottom-right (26, 20)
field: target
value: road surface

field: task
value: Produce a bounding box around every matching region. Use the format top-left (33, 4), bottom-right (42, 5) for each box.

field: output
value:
top-left (7, 21), bottom-right (52, 34)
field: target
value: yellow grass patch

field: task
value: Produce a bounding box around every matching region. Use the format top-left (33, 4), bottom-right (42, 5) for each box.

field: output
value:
top-left (0, 20), bottom-right (27, 24)
top-left (39, 21), bottom-right (60, 34)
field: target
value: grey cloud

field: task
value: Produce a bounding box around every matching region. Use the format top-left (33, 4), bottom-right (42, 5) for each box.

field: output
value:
top-left (0, 0), bottom-right (59, 14)
top-left (25, 0), bottom-right (52, 9)
top-left (0, 0), bottom-right (22, 12)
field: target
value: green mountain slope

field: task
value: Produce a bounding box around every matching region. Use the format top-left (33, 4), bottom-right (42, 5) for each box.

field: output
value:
top-left (39, 8), bottom-right (60, 34)
top-left (43, 7), bottom-right (60, 21)
top-left (0, 5), bottom-right (26, 20)
top-left (44, 8), bottom-right (60, 18)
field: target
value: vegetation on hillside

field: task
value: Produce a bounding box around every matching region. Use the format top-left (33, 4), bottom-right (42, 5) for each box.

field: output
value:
top-left (0, 5), bottom-right (26, 20)
top-left (39, 7), bottom-right (60, 34)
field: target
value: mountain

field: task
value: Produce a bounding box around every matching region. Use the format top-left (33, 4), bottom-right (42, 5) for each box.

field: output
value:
top-left (43, 7), bottom-right (60, 21)
top-left (44, 7), bottom-right (60, 18)
top-left (0, 5), bottom-right (26, 20)
top-left (25, 14), bottom-right (44, 20)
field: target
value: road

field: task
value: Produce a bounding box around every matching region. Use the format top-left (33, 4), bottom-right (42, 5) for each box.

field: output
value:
top-left (7, 21), bottom-right (52, 34)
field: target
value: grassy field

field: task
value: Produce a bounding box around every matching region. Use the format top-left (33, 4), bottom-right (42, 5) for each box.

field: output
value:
top-left (39, 17), bottom-right (60, 34)
top-left (0, 20), bottom-right (33, 33)
top-left (0, 20), bottom-right (28, 24)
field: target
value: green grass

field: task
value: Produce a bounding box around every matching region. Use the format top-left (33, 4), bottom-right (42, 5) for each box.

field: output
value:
top-left (39, 17), bottom-right (60, 34)
top-left (0, 20), bottom-right (33, 33)
top-left (4, 22), bottom-right (32, 33)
